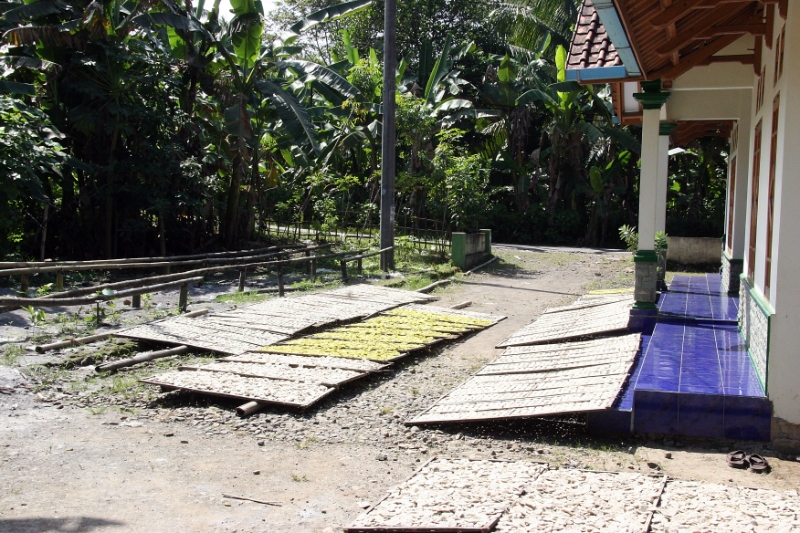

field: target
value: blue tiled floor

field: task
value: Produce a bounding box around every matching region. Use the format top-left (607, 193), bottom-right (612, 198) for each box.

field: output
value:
top-left (658, 274), bottom-right (739, 322)
top-left (602, 274), bottom-right (771, 441)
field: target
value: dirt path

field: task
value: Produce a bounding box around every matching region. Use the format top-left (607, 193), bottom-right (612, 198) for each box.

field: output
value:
top-left (1, 249), bottom-right (798, 533)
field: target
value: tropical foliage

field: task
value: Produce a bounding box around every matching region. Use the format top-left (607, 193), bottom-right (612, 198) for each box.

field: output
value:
top-left (0, 0), bottom-right (727, 260)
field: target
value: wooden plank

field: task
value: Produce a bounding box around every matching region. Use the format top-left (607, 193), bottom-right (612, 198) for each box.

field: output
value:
top-left (495, 470), bottom-right (666, 533)
top-left (141, 370), bottom-right (334, 408)
top-left (180, 362), bottom-right (365, 387)
top-left (497, 301), bottom-right (632, 348)
top-left (398, 304), bottom-right (505, 323)
top-left (116, 321), bottom-right (267, 355)
top-left (346, 458), bottom-right (547, 533)
top-left (409, 334), bottom-right (641, 425)
top-left (222, 352), bottom-right (389, 373)
top-left (188, 318), bottom-right (291, 346)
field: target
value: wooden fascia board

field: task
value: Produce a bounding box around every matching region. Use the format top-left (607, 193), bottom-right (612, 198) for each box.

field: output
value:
top-left (611, 0), bottom-right (648, 81)
top-left (650, 33), bottom-right (741, 79)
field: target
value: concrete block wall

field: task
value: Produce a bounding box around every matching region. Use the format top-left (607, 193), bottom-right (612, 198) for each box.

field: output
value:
top-left (666, 236), bottom-right (722, 265)
top-left (739, 276), bottom-right (771, 392)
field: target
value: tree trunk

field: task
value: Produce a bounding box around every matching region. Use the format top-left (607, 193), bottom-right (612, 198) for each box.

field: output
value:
top-left (158, 212), bottom-right (167, 257)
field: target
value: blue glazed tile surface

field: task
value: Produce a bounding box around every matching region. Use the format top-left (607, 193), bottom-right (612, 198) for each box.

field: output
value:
top-left (634, 390), bottom-right (679, 434)
top-left (607, 275), bottom-right (768, 440)
top-left (678, 393), bottom-right (724, 439)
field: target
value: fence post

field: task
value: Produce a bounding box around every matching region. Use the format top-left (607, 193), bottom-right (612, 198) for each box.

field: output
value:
top-left (20, 275), bottom-right (29, 294)
top-left (132, 293), bottom-right (141, 309)
top-left (238, 268), bottom-right (247, 292)
top-left (178, 283), bottom-right (188, 313)
top-left (277, 265), bottom-right (285, 297)
top-left (163, 264), bottom-right (171, 275)
top-left (56, 271), bottom-right (64, 292)
top-left (380, 250), bottom-right (389, 273)
top-left (341, 259), bottom-right (348, 282)
top-left (310, 258), bottom-right (317, 282)
top-left (357, 258), bottom-right (363, 275)
top-left (305, 249), bottom-right (311, 276)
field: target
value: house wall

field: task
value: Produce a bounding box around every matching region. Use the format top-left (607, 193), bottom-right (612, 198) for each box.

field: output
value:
top-left (663, 5), bottom-right (800, 427)
top-left (764, 2), bottom-right (800, 426)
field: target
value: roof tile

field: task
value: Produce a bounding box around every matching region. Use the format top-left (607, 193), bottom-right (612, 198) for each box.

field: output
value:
top-left (567, 0), bottom-right (621, 71)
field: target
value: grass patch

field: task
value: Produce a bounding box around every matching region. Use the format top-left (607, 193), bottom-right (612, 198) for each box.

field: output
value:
top-left (291, 473), bottom-right (308, 482)
top-left (1, 344), bottom-right (25, 366)
top-left (214, 291), bottom-right (268, 304)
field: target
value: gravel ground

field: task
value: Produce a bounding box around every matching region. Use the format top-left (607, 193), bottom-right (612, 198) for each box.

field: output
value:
top-left (2, 248), bottom-right (800, 533)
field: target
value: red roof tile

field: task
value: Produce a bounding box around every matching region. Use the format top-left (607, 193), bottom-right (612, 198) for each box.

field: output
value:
top-left (567, 0), bottom-right (622, 71)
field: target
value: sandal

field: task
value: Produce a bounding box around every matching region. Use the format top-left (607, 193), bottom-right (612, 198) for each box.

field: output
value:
top-left (748, 454), bottom-right (770, 473)
top-left (727, 450), bottom-right (748, 468)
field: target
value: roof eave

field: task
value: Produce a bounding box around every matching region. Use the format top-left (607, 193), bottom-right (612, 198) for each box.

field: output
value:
top-left (591, 0), bottom-right (642, 78)
top-left (565, 66), bottom-right (629, 83)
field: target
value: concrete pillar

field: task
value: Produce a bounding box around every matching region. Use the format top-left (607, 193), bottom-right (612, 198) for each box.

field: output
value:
top-left (722, 92), bottom-right (752, 293)
top-left (655, 125), bottom-right (675, 236)
top-left (656, 124), bottom-right (676, 290)
top-left (633, 82), bottom-right (671, 308)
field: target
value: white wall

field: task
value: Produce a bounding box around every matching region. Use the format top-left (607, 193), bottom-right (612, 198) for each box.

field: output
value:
top-left (766, 2), bottom-right (800, 424)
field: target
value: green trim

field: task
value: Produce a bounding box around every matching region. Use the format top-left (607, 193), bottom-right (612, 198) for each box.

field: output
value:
top-left (659, 122), bottom-right (678, 136)
top-left (632, 301), bottom-right (658, 310)
top-left (741, 274), bottom-right (775, 316)
top-left (634, 81), bottom-right (671, 110)
top-left (634, 91), bottom-right (671, 110)
top-left (633, 250), bottom-right (658, 263)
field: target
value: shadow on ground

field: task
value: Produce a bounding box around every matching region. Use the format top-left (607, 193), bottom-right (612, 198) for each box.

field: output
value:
top-left (0, 517), bottom-right (124, 533)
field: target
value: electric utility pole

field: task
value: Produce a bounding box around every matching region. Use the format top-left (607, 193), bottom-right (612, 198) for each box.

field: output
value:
top-left (379, 0), bottom-right (396, 270)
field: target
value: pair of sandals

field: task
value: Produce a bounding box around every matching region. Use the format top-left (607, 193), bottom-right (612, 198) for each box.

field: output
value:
top-left (727, 450), bottom-right (770, 472)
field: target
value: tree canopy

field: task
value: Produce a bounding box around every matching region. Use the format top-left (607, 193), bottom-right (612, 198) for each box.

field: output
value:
top-left (0, 0), bottom-right (727, 261)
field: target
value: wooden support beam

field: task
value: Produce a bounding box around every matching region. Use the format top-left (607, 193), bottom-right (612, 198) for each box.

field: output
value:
top-left (652, 34), bottom-right (741, 80)
top-left (650, 0), bottom-right (751, 29)
top-left (754, 35), bottom-right (763, 76)
top-left (698, 53), bottom-right (755, 65)
top-left (779, 0), bottom-right (787, 18)
top-left (765, 4), bottom-right (775, 49)
top-left (656, 7), bottom-right (762, 57)
top-left (661, 0), bottom-right (681, 66)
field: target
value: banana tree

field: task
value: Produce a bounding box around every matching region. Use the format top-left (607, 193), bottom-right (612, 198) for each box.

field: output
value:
top-left (516, 45), bottom-right (620, 218)
top-left (139, 0), bottom-right (361, 245)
